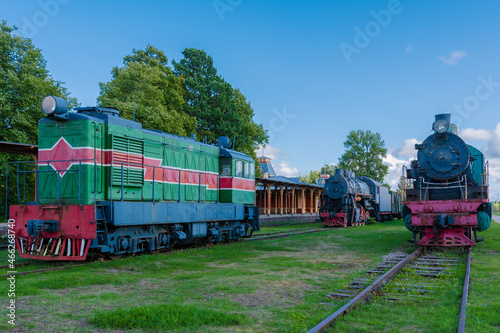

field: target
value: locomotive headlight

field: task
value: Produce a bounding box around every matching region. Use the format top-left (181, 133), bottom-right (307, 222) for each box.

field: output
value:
top-left (433, 119), bottom-right (449, 133)
top-left (41, 95), bottom-right (68, 115)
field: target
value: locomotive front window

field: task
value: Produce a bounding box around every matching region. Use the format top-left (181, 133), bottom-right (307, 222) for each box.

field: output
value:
top-left (244, 162), bottom-right (249, 179)
top-left (236, 160), bottom-right (243, 178)
top-left (220, 159), bottom-right (231, 176)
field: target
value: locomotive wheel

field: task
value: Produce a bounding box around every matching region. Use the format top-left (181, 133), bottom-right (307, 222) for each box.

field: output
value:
top-left (106, 254), bottom-right (123, 260)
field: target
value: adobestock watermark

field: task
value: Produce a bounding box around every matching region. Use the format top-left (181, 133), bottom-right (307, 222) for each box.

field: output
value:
top-left (6, 219), bottom-right (16, 326)
top-left (339, 0), bottom-right (406, 63)
top-left (21, 0), bottom-right (70, 38)
top-left (266, 106), bottom-right (296, 142)
top-left (446, 74), bottom-right (500, 128)
top-left (213, 0), bottom-right (242, 21)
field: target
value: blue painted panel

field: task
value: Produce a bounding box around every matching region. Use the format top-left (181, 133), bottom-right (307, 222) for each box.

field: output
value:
top-left (379, 186), bottom-right (392, 212)
top-left (192, 223), bottom-right (207, 237)
top-left (103, 201), bottom-right (246, 226)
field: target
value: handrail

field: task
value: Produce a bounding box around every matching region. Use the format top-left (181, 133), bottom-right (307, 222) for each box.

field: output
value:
top-left (6, 159), bottom-right (97, 208)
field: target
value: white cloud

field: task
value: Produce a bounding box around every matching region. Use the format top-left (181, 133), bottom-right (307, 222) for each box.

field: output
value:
top-left (460, 128), bottom-right (493, 141)
top-left (438, 50), bottom-right (467, 65)
top-left (486, 123), bottom-right (500, 158)
top-left (383, 153), bottom-right (413, 190)
top-left (489, 157), bottom-right (500, 184)
top-left (255, 144), bottom-right (281, 160)
top-left (405, 43), bottom-right (414, 54)
top-left (394, 138), bottom-right (420, 157)
top-left (254, 144), bottom-right (300, 177)
top-left (273, 160), bottom-right (300, 177)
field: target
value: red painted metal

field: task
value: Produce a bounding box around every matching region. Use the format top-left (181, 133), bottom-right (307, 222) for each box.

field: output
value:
top-left (404, 199), bottom-right (488, 246)
top-left (405, 199), bottom-right (487, 227)
top-left (322, 212), bottom-right (347, 227)
top-left (418, 228), bottom-right (475, 246)
top-left (10, 204), bottom-right (95, 260)
top-left (220, 177), bottom-right (255, 191)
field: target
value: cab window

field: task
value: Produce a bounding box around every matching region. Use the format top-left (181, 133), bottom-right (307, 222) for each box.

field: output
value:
top-left (236, 160), bottom-right (243, 178)
top-left (244, 162), bottom-right (249, 179)
top-left (250, 163), bottom-right (255, 179)
top-left (220, 159), bottom-right (231, 176)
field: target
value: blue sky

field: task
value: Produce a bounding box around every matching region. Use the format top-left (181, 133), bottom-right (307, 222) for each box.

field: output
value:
top-left (2, 0), bottom-right (500, 197)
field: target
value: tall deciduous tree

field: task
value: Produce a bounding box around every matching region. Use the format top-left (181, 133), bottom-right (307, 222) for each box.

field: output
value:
top-left (172, 48), bottom-right (268, 156)
top-left (321, 164), bottom-right (336, 176)
top-left (0, 21), bottom-right (77, 219)
top-left (172, 48), bottom-right (241, 140)
top-left (98, 45), bottom-right (196, 136)
top-left (338, 130), bottom-right (388, 182)
top-left (300, 170), bottom-right (321, 184)
top-left (0, 21), bottom-right (76, 144)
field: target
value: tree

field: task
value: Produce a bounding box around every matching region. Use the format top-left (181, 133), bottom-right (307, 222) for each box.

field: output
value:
top-left (98, 45), bottom-right (196, 136)
top-left (300, 170), bottom-right (321, 184)
top-left (321, 164), bottom-right (336, 176)
top-left (172, 48), bottom-right (242, 141)
top-left (338, 130), bottom-right (388, 182)
top-left (0, 21), bottom-right (77, 219)
top-left (232, 88), bottom-right (268, 161)
top-left (173, 48), bottom-right (268, 166)
top-left (0, 21), bottom-right (77, 144)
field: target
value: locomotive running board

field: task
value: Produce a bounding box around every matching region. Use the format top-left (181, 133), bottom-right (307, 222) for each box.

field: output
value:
top-left (418, 228), bottom-right (475, 247)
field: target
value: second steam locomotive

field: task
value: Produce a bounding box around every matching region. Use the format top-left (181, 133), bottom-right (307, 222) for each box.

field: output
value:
top-left (319, 169), bottom-right (402, 227)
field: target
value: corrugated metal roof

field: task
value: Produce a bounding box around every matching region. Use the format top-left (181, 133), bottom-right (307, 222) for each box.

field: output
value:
top-left (260, 162), bottom-right (276, 176)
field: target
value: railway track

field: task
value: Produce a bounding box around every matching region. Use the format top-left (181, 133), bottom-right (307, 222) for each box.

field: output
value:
top-left (1, 226), bottom-right (327, 277)
top-left (309, 247), bottom-right (472, 332)
top-left (259, 220), bottom-right (321, 228)
top-left (246, 228), bottom-right (328, 242)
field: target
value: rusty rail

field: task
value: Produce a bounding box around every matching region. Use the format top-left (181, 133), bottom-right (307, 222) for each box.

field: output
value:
top-left (308, 247), bottom-right (422, 333)
top-left (457, 247), bottom-right (472, 333)
top-left (245, 229), bottom-right (328, 242)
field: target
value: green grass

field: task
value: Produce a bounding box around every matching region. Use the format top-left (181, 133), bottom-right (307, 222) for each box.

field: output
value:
top-left (0, 220), bottom-right (498, 332)
top-left (89, 303), bottom-right (247, 331)
top-left (467, 222), bottom-right (500, 332)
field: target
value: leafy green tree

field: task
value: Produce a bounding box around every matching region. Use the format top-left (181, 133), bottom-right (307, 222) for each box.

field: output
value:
top-left (338, 130), bottom-right (388, 182)
top-left (321, 164), bottom-right (336, 176)
top-left (0, 21), bottom-right (77, 219)
top-left (0, 21), bottom-right (77, 144)
top-left (98, 45), bottom-right (196, 136)
top-left (173, 48), bottom-right (268, 168)
top-left (300, 170), bottom-right (321, 184)
top-left (233, 89), bottom-right (268, 162)
top-left (172, 48), bottom-right (242, 141)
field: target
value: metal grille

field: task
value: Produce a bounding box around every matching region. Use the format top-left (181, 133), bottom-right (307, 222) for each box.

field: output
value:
top-left (111, 135), bottom-right (144, 186)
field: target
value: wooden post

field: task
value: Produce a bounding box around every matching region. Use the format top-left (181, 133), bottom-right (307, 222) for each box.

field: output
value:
top-left (291, 186), bottom-right (296, 214)
top-left (266, 184), bottom-right (271, 215)
top-left (301, 188), bottom-right (305, 214)
top-left (310, 189), bottom-right (314, 213)
top-left (280, 186), bottom-right (284, 215)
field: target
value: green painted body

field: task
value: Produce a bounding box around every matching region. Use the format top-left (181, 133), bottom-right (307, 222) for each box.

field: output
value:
top-left (37, 117), bottom-right (254, 205)
top-left (468, 145), bottom-right (485, 186)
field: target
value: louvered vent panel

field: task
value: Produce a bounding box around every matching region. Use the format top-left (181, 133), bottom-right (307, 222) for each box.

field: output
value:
top-left (111, 135), bottom-right (144, 186)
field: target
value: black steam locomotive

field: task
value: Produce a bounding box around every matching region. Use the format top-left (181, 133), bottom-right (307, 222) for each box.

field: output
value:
top-left (320, 169), bottom-right (401, 227)
top-left (402, 114), bottom-right (491, 246)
